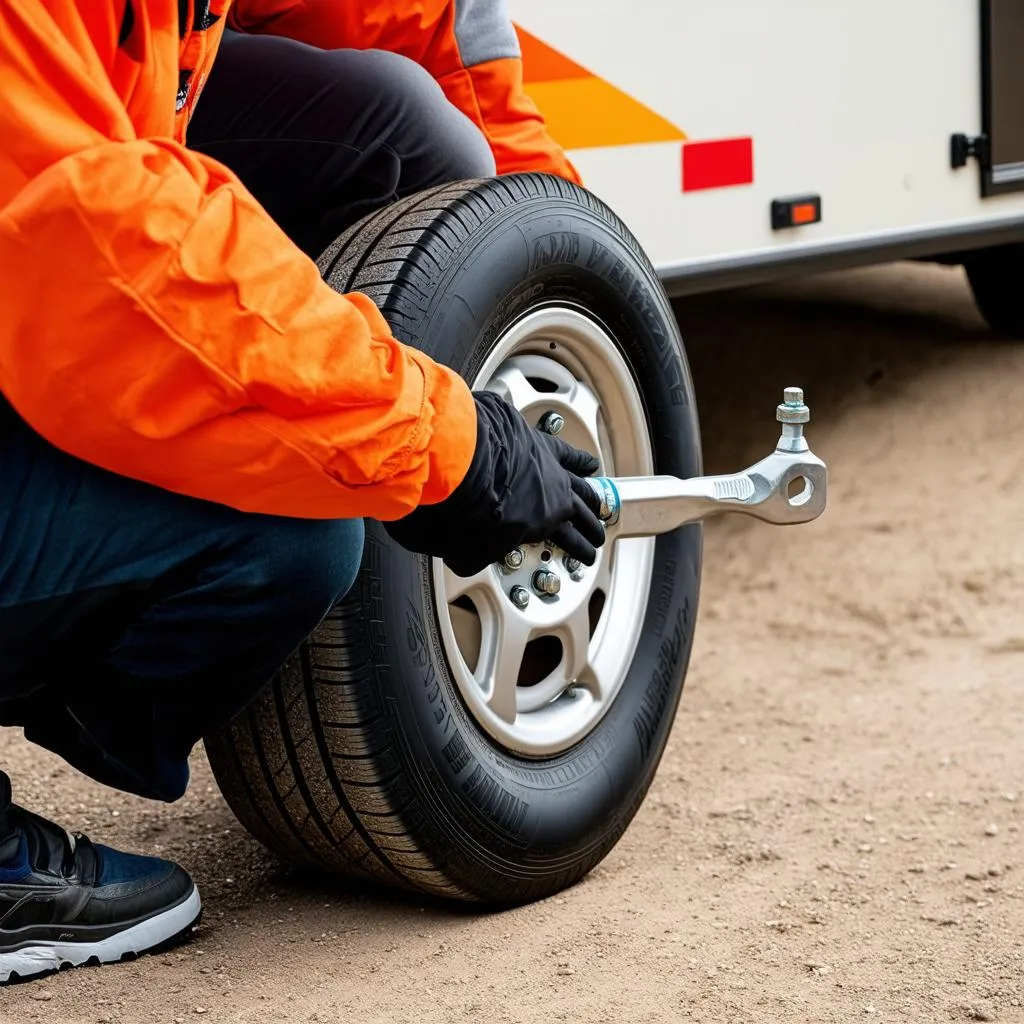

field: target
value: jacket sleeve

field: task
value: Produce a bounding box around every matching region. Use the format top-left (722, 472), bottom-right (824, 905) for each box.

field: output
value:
top-left (228, 0), bottom-right (582, 183)
top-left (0, 1), bottom-right (476, 522)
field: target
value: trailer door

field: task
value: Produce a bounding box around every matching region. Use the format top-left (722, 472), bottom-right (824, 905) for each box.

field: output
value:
top-left (982, 0), bottom-right (1024, 195)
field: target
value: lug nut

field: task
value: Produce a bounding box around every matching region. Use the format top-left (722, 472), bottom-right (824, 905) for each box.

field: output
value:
top-left (532, 569), bottom-right (561, 596)
top-left (564, 556), bottom-right (586, 582)
top-left (509, 586), bottom-right (531, 610)
top-left (503, 548), bottom-right (525, 571)
top-left (776, 386), bottom-right (810, 425)
top-left (537, 412), bottom-right (565, 436)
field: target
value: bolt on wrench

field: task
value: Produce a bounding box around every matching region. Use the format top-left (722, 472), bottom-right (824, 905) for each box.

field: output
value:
top-left (584, 387), bottom-right (827, 537)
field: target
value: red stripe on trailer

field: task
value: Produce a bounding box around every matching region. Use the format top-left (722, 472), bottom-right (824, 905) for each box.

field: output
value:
top-left (681, 137), bottom-right (754, 192)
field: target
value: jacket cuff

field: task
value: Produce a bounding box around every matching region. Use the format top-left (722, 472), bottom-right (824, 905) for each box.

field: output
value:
top-left (406, 351), bottom-right (478, 507)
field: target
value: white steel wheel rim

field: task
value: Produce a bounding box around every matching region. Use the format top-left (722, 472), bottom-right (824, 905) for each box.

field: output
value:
top-left (431, 306), bottom-right (656, 757)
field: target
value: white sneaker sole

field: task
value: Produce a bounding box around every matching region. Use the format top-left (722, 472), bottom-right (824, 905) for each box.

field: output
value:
top-left (0, 884), bottom-right (201, 983)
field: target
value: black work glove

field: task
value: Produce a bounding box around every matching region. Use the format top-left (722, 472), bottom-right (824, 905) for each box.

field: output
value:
top-left (384, 391), bottom-right (606, 577)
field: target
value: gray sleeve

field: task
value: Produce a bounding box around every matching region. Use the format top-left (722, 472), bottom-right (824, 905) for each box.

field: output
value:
top-left (452, 0), bottom-right (521, 67)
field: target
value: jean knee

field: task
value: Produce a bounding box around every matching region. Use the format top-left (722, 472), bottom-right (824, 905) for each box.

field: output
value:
top-left (438, 109), bottom-right (497, 180)
top-left (245, 516), bottom-right (364, 627)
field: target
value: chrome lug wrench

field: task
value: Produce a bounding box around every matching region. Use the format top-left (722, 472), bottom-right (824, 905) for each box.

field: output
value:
top-left (584, 387), bottom-right (827, 537)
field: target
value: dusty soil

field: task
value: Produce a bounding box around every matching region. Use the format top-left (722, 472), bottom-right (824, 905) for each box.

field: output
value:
top-left (2, 262), bottom-right (1023, 1024)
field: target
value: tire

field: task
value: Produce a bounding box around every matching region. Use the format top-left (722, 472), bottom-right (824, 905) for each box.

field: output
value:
top-left (964, 242), bottom-right (1024, 337)
top-left (204, 173), bottom-right (703, 905)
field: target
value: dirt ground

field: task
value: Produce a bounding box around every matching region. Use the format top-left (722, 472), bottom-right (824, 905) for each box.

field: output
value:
top-left (2, 261), bottom-right (1023, 1024)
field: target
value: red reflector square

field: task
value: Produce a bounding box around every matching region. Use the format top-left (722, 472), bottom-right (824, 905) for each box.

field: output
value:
top-left (681, 137), bottom-right (754, 192)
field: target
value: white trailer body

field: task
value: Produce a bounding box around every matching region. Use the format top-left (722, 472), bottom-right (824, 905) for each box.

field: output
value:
top-left (510, 0), bottom-right (1024, 298)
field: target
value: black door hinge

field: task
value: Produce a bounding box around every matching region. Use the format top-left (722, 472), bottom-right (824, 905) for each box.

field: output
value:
top-left (951, 133), bottom-right (988, 169)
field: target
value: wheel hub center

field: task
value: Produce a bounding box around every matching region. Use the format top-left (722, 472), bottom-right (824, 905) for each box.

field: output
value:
top-left (499, 542), bottom-right (598, 620)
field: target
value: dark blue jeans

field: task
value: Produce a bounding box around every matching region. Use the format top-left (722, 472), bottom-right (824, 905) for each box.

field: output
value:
top-left (0, 33), bottom-right (493, 802)
top-left (0, 401), bottom-right (363, 802)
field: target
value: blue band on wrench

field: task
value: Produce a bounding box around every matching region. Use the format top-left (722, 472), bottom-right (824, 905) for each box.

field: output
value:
top-left (587, 477), bottom-right (621, 526)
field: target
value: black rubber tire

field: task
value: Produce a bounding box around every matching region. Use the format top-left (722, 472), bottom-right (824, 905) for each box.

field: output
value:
top-left (964, 242), bottom-right (1024, 337)
top-left (203, 173), bottom-right (703, 905)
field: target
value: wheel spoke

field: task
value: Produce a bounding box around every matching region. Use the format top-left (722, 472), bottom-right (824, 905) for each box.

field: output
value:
top-left (590, 550), bottom-right (614, 599)
top-left (580, 642), bottom-right (616, 705)
top-left (570, 380), bottom-right (605, 465)
top-left (560, 608), bottom-right (593, 686)
top-left (561, 603), bottom-right (617, 705)
top-left (476, 609), bottom-right (532, 725)
top-left (441, 563), bottom-right (495, 603)
top-left (582, 548), bottom-right (629, 703)
top-left (486, 363), bottom-right (543, 413)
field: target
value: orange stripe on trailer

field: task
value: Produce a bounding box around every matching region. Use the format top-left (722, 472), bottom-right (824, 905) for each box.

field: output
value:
top-left (515, 26), bottom-right (686, 149)
top-left (518, 27), bottom-right (591, 82)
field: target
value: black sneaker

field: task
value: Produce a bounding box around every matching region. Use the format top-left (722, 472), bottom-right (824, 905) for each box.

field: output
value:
top-left (0, 775), bottom-right (200, 983)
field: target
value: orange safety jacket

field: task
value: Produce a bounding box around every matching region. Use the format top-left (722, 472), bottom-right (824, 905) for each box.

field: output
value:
top-left (0, 1), bottom-right (580, 521)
